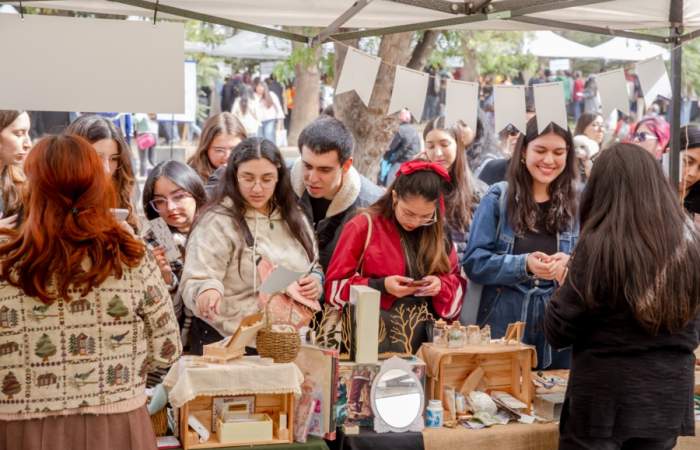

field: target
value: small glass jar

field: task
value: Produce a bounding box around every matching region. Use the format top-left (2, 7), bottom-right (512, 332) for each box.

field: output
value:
top-left (433, 319), bottom-right (448, 347)
top-left (425, 399), bottom-right (443, 428)
top-left (447, 325), bottom-right (465, 348)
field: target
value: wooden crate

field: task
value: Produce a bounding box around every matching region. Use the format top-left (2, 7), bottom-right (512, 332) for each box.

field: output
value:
top-left (179, 393), bottom-right (294, 449)
top-left (424, 345), bottom-right (535, 409)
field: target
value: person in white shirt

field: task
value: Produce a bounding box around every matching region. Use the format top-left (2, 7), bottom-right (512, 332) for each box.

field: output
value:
top-left (231, 85), bottom-right (260, 138)
top-left (253, 77), bottom-right (284, 145)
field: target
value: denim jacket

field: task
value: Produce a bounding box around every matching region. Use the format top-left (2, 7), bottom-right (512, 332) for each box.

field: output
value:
top-left (463, 182), bottom-right (578, 369)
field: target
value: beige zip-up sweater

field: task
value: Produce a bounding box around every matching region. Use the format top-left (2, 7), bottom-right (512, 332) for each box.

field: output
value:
top-left (180, 198), bottom-right (322, 337)
top-left (0, 251), bottom-right (182, 419)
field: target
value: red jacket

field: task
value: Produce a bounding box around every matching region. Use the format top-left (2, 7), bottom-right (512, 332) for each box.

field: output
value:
top-left (325, 213), bottom-right (465, 320)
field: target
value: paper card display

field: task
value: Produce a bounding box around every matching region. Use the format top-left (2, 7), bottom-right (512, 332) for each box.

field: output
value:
top-left (444, 79), bottom-right (479, 131)
top-left (636, 55), bottom-right (672, 107)
top-left (335, 47), bottom-right (381, 107)
top-left (259, 266), bottom-right (305, 295)
top-left (494, 85), bottom-right (527, 134)
top-left (596, 68), bottom-right (630, 120)
top-left (387, 66), bottom-right (430, 120)
top-left (533, 82), bottom-right (568, 133)
top-left (0, 14), bottom-right (183, 113)
top-left (142, 217), bottom-right (181, 263)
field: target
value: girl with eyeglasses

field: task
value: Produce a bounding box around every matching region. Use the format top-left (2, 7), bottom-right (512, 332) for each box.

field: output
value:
top-left (142, 161), bottom-right (207, 361)
top-left (0, 110), bottom-right (31, 229)
top-left (325, 161), bottom-right (465, 356)
top-left (187, 112), bottom-right (247, 183)
top-left (631, 115), bottom-right (670, 161)
top-left (464, 117), bottom-right (579, 370)
top-left (180, 138), bottom-right (322, 355)
top-left (66, 115), bottom-right (139, 231)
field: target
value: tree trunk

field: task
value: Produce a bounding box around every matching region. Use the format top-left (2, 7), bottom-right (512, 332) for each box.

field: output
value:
top-left (407, 30), bottom-right (440, 71)
top-left (287, 30), bottom-right (321, 147)
top-left (334, 32), bottom-right (414, 180)
top-left (460, 31), bottom-right (479, 82)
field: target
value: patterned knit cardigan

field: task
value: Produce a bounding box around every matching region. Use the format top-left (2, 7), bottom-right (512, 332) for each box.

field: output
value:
top-left (0, 251), bottom-right (182, 418)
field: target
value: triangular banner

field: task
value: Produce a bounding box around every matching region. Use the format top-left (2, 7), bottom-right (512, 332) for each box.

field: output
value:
top-left (387, 66), bottom-right (429, 120)
top-left (595, 68), bottom-right (630, 119)
top-left (445, 79), bottom-right (479, 132)
top-left (494, 85), bottom-right (527, 134)
top-left (533, 82), bottom-right (568, 133)
top-left (635, 55), bottom-right (672, 107)
top-left (335, 47), bottom-right (381, 107)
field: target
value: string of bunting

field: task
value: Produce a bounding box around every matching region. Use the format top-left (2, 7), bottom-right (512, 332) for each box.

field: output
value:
top-left (331, 37), bottom-right (673, 134)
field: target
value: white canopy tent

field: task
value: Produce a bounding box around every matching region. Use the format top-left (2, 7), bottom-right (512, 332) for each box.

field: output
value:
top-left (523, 30), bottom-right (597, 59)
top-left (593, 37), bottom-right (671, 61)
top-left (185, 30), bottom-right (291, 60)
top-left (8, 0), bottom-right (700, 183)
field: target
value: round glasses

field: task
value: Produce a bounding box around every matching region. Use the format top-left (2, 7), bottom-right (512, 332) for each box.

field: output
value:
top-left (149, 191), bottom-right (193, 212)
top-left (237, 177), bottom-right (277, 190)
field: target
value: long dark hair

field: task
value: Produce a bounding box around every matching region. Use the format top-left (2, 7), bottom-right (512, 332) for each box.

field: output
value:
top-left (571, 143), bottom-right (700, 334)
top-left (203, 137), bottom-right (315, 262)
top-left (574, 112), bottom-right (601, 136)
top-left (66, 115), bottom-right (137, 230)
top-left (143, 160), bottom-right (207, 223)
top-left (423, 117), bottom-right (476, 233)
top-left (370, 169), bottom-right (452, 276)
top-left (253, 77), bottom-right (274, 109)
top-left (506, 116), bottom-right (577, 235)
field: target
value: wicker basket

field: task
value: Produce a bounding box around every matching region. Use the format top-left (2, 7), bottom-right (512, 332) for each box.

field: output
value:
top-left (149, 406), bottom-right (169, 436)
top-left (256, 298), bottom-right (301, 363)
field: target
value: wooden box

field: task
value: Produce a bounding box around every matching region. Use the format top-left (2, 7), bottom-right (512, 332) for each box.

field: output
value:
top-left (179, 393), bottom-right (294, 449)
top-left (418, 343), bottom-right (536, 410)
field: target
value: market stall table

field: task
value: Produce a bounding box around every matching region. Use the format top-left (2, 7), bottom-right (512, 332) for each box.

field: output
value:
top-left (169, 436), bottom-right (330, 450)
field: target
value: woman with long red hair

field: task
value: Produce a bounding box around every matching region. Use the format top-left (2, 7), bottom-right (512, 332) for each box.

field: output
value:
top-left (0, 135), bottom-right (181, 450)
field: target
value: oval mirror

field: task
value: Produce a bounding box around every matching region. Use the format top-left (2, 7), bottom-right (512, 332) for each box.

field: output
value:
top-left (374, 368), bottom-right (422, 429)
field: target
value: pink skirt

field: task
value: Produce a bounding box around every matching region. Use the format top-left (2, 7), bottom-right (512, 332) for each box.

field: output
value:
top-left (0, 406), bottom-right (156, 450)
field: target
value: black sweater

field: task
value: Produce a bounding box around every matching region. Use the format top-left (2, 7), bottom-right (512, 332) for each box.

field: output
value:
top-left (544, 259), bottom-right (699, 439)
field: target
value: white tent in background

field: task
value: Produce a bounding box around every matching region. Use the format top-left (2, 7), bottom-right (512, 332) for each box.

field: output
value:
top-left (593, 37), bottom-right (670, 61)
top-left (185, 30), bottom-right (291, 60)
top-left (523, 31), bottom-right (597, 59)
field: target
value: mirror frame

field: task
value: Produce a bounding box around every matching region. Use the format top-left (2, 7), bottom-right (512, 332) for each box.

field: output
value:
top-left (370, 356), bottom-right (425, 433)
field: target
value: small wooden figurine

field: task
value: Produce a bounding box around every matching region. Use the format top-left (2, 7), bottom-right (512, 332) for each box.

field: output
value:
top-left (203, 313), bottom-right (264, 363)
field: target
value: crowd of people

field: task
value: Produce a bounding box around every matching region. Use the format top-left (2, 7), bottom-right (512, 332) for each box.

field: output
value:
top-left (0, 104), bottom-right (698, 450)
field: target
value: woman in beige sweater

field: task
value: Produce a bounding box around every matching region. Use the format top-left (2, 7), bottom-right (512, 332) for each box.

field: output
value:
top-left (180, 138), bottom-right (322, 353)
top-left (0, 135), bottom-right (181, 450)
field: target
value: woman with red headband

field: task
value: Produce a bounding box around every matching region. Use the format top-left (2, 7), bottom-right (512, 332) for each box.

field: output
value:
top-left (325, 161), bottom-right (465, 356)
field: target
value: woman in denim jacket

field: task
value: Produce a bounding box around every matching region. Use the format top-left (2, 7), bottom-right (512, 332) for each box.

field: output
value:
top-left (464, 117), bottom-right (579, 369)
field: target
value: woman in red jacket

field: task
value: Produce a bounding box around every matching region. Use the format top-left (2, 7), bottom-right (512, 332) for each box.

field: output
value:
top-left (325, 161), bottom-right (465, 354)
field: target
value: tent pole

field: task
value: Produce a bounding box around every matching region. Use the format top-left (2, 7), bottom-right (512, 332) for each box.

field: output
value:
top-left (669, 0), bottom-right (683, 188)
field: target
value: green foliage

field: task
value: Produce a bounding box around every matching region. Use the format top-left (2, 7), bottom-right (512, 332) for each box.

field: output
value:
top-left (683, 39), bottom-right (700, 95)
top-left (431, 31), bottom-right (537, 77)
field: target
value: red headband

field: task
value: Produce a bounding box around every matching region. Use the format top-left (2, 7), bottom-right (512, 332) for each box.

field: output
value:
top-left (396, 160), bottom-right (451, 214)
top-left (397, 160), bottom-right (452, 183)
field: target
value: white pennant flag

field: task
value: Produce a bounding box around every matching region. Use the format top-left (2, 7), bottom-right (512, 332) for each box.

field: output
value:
top-left (494, 85), bottom-right (527, 134)
top-left (636, 55), bottom-right (672, 107)
top-left (533, 82), bottom-right (568, 133)
top-left (445, 79), bottom-right (479, 132)
top-left (335, 47), bottom-right (381, 107)
top-left (387, 66), bottom-right (429, 120)
top-left (596, 69), bottom-right (630, 120)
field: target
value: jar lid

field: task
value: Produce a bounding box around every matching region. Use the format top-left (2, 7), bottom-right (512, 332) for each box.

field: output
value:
top-left (428, 400), bottom-right (443, 408)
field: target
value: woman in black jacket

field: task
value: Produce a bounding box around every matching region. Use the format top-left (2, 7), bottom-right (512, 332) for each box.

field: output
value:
top-left (545, 143), bottom-right (700, 450)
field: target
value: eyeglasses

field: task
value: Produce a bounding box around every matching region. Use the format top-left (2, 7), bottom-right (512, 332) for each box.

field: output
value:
top-left (149, 191), bottom-right (193, 212)
top-left (590, 122), bottom-right (605, 130)
top-left (633, 131), bottom-right (658, 143)
top-left (237, 176), bottom-right (277, 190)
top-left (395, 202), bottom-right (438, 227)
